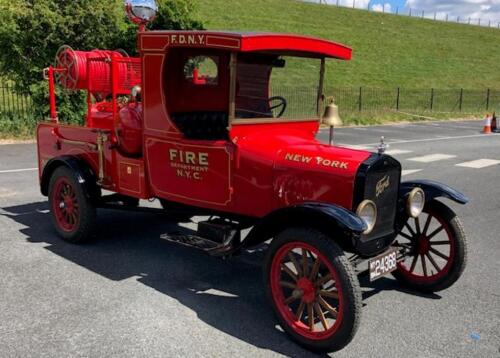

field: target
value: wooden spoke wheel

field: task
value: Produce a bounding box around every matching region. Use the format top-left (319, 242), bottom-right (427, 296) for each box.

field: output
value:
top-left (393, 200), bottom-right (467, 292)
top-left (48, 166), bottom-right (96, 243)
top-left (264, 228), bottom-right (361, 352)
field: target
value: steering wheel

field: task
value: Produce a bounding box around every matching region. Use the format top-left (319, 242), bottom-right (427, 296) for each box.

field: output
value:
top-left (269, 96), bottom-right (287, 118)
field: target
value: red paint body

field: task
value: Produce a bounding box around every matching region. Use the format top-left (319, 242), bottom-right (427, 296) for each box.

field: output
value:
top-left (37, 31), bottom-right (370, 218)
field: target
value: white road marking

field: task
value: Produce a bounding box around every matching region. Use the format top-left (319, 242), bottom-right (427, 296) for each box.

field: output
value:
top-left (345, 133), bottom-right (498, 147)
top-left (385, 149), bottom-right (413, 155)
top-left (0, 168), bottom-right (38, 174)
top-left (455, 159), bottom-right (500, 169)
top-left (402, 169), bottom-right (422, 176)
top-left (408, 154), bottom-right (457, 163)
top-left (340, 145), bottom-right (372, 150)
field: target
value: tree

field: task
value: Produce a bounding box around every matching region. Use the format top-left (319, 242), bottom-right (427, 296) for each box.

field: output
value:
top-left (0, 0), bottom-right (203, 123)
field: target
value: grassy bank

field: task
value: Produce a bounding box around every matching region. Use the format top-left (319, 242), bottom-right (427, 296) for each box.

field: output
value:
top-left (197, 0), bottom-right (500, 89)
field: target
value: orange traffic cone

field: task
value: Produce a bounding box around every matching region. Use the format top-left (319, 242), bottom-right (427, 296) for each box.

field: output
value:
top-left (483, 114), bottom-right (492, 134)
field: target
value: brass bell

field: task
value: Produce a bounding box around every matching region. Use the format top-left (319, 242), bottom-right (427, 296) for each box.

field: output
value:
top-left (322, 98), bottom-right (343, 127)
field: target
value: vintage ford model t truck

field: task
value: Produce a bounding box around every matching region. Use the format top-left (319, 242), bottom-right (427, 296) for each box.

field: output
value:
top-left (36, 0), bottom-right (468, 352)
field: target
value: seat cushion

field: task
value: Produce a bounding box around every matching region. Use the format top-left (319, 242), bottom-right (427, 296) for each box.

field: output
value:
top-left (171, 112), bottom-right (229, 140)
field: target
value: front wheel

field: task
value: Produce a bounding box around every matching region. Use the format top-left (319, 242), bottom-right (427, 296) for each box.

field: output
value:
top-left (264, 228), bottom-right (362, 352)
top-left (393, 200), bottom-right (467, 292)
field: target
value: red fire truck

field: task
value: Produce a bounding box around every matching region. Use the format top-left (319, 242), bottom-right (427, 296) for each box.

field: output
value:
top-left (37, 0), bottom-right (468, 352)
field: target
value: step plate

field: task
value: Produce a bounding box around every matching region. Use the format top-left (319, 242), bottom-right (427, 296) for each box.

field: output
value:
top-left (160, 233), bottom-right (220, 251)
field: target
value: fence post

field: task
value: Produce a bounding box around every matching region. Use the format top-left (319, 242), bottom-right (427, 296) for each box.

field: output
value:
top-left (353, 0), bottom-right (355, 9)
top-left (446, 14), bottom-right (448, 22)
top-left (358, 87), bottom-right (363, 112)
top-left (486, 88), bottom-right (490, 110)
top-left (396, 7), bottom-right (399, 15)
top-left (336, 0), bottom-right (339, 6)
top-left (409, 8), bottom-right (412, 16)
top-left (15, 87), bottom-right (21, 117)
top-left (6, 83), bottom-right (11, 114)
top-left (434, 12), bottom-right (436, 21)
top-left (459, 88), bottom-right (463, 112)
top-left (430, 88), bottom-right (434, 111)
top-left (1, 86), bottom-right (6, 114)
top-left (396, 87), bottom-right (400, 110)
top-left (422, 10), bottom-right (424, 19)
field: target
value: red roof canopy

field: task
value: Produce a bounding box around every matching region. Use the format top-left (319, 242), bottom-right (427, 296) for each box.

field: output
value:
top-left (140, 31), bottom-right (352, 60)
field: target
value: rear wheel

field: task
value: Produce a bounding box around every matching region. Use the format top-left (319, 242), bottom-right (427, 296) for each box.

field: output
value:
top-left (393, 200), bottom-right (467, 292)
top-left (264, 228), bottom-right (361, 352)
top-left (48, 166), bottom-right (96, 243)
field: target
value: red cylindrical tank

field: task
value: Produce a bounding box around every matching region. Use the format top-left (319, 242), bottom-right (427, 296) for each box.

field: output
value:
top-left (116, 103), bottom-right (143, 156)
top-left (55, 46), bottom-right (140, 93)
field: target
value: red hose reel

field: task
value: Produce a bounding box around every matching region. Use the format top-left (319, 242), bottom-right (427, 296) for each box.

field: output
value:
top-left (54, 45), bottom-right (141, 94)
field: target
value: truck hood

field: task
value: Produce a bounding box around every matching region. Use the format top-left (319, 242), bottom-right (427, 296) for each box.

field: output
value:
top-left (231, 122), bottom-right (373, 210)
top-left (275, 142), bottom-right (372, 177)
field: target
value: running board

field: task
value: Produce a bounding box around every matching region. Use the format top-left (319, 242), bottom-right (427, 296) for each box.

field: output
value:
top-left (160, 232), bottom-right (238, 257)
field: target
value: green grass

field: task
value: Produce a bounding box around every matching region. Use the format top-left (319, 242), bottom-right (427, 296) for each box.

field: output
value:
top-left (197, 0), bottom-right (500, 90)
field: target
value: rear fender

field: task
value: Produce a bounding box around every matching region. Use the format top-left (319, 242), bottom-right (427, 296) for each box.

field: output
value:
top-left (242, 202), bottom-right (367, 251)
top-left (40, 156), bottom-right (100, 201)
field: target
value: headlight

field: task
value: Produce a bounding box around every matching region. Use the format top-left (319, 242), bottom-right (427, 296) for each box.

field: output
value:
top-left (407, 188), bottom-right (425, 218)
top-left (356, 200), bottom-right (377, 234)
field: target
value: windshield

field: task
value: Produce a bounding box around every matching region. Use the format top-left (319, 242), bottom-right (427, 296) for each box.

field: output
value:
top-left (234, 55), bottom-right (323, 123)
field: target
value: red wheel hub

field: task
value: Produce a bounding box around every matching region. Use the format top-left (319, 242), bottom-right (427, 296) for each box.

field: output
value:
top-left (63, 196), bottom-right (74, 213)
top-left (416, 236), bottom-right (430, 255)
top-left (296, 277), bottom-right (315, 303)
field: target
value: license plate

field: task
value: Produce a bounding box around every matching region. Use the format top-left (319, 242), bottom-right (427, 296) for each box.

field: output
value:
top-left (368, 249), bottom-right (398, 282)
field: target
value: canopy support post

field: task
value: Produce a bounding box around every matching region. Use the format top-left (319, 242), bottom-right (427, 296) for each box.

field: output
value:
top-left (228, 52), bottom-right (237, 128)
top-left (317, 58), bottom-right (326, 118)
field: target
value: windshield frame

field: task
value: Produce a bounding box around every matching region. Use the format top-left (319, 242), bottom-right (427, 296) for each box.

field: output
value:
top-left (228, 54), bottom-right (326, 126)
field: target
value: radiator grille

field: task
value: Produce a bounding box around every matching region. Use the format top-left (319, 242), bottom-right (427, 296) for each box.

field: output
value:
top-left (353, 154), bottom-right (402, 240)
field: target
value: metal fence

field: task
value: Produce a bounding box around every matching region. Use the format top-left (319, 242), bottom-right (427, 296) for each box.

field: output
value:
top-left (328, 87), bottom-right (499, 115)
top-left (311, 1), bottom-right (500, 29)
top-left (0, 84), bottom-right (34, 120)
top-left (0, 85), bottom-right (497, 125)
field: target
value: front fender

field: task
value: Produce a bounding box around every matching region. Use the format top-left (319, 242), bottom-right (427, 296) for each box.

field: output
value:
top-left (242, 202), bottom-right (367, 250)
top-left (400, 180), bottom-right (469, 204)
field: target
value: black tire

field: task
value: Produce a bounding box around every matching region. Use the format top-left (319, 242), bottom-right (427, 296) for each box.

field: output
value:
top-left (48, 166), bottom-right (96, 243)
top-left (264, 227), bottom-right (362, 352)
top-left (392, 200), bottom-right (467, 293)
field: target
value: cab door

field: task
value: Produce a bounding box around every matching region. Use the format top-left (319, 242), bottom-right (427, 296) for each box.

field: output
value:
top-left (146, 138), bottom-right (234, 208)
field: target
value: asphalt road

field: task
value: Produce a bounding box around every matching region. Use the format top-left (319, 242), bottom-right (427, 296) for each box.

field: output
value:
top-left (1, 120), bottom-right (499, 358)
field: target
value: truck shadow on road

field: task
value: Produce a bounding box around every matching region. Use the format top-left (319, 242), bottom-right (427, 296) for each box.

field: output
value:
top-left (2, 201), bottom-right (440, 357)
